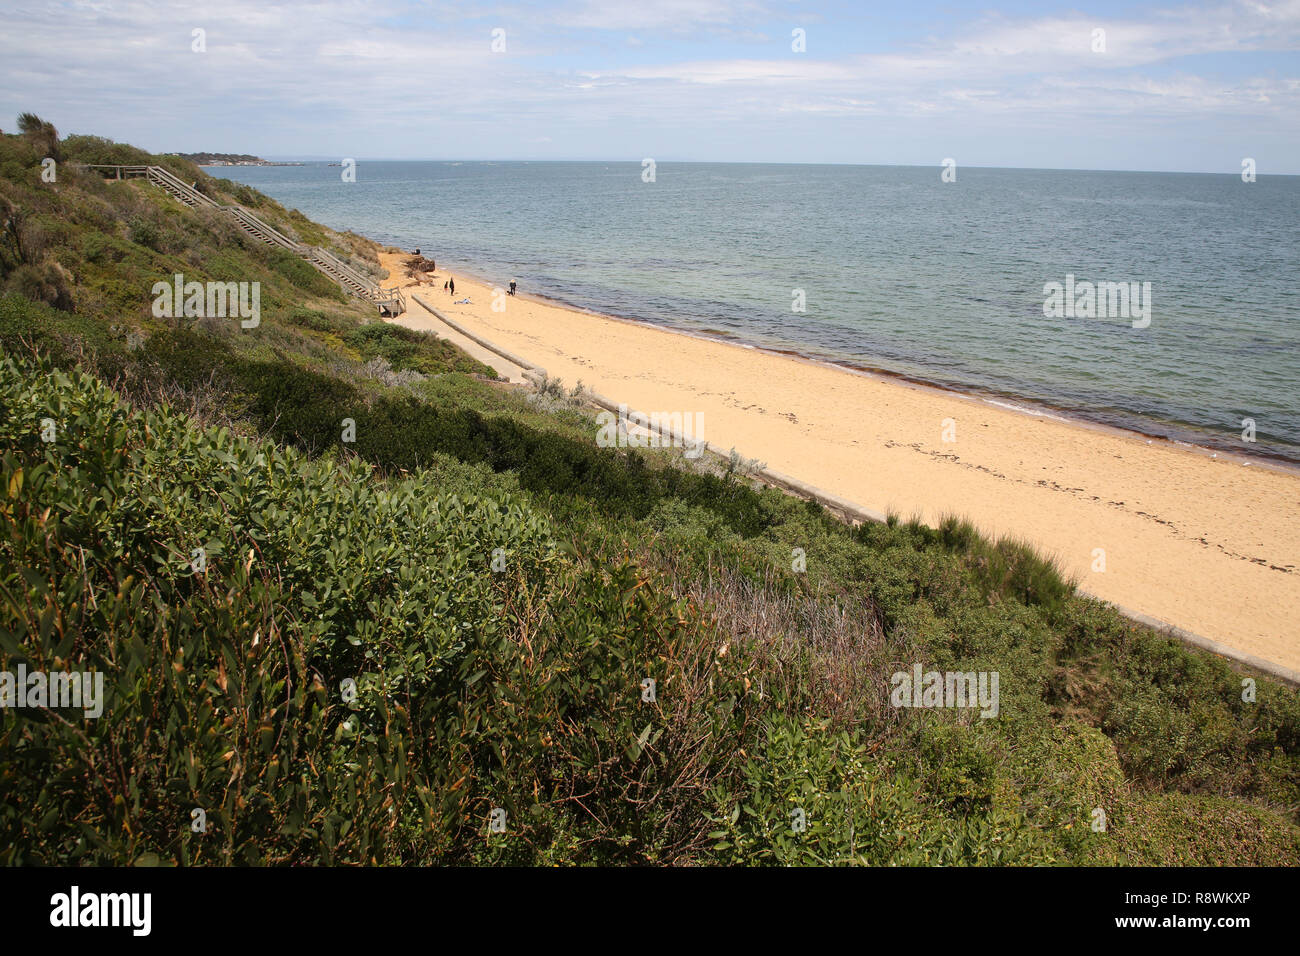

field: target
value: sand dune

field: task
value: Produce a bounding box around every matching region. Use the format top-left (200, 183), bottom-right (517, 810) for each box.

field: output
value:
top-left (382, 254), bottom-right (1300, 676)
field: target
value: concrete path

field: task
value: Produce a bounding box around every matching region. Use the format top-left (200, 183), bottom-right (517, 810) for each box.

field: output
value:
top-left (391, 291), bottom-right (529, 383)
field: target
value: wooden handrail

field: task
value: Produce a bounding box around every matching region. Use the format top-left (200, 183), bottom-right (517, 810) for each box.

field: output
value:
top-left (80, 163), bottom-right (405, 315)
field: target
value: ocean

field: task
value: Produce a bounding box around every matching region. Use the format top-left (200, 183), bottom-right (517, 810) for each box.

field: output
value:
top-left (209, 161), bottom-right (1300, 463)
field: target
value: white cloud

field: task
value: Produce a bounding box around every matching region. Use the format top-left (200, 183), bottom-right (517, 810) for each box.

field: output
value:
top-left (1, 0), bottom-right (1296, 165)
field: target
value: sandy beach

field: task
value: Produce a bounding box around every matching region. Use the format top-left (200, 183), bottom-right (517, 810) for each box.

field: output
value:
top-left (381, 254), bottom-right (1300, 676)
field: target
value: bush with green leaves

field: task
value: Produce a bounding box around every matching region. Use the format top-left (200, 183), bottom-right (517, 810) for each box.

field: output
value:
top-left (265, 249), bottom-right (348, 303)
top-left (0, 356), bottom-right (560, 862)
top-left (0, 355), bottom-right (770, 864)
top-left (343, 322), bottom-right (491, 377)
top-left (704, 715), bottom-right (1055, 865)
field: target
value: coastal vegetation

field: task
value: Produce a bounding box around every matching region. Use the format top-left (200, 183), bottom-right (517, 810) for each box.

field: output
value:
top-left (172, 153), bottom-right (276, 166)
top-left (1, 121), bottom-right (1297, 865)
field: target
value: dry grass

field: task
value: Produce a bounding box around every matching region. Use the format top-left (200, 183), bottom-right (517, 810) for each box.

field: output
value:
top-left (652, 549), bottom-right (907, 738)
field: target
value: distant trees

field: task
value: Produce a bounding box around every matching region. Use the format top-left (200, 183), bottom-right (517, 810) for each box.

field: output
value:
top-left (16, 112), bottom-right (60, 161)
top-left (175, 152), bottom-right (267, 165)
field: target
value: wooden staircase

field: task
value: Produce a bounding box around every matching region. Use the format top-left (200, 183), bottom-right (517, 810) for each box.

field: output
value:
top-left (147, 165), bottom-right (221, 210)
top-left (77, 164), bottom-right (406, 316)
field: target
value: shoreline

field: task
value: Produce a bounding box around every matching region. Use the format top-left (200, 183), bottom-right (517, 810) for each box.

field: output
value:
top-left (387, 255), bottom-right (1299, 478)
top-left (381, 252), bottom-right (1300, 676)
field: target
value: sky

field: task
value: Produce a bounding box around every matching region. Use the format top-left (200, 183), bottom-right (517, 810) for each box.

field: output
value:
top-left (3, 0), bottom-right (1299, 172)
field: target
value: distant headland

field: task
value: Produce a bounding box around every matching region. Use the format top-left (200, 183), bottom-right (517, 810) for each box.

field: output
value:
top-left (173, 152), bottom-right (303, 167)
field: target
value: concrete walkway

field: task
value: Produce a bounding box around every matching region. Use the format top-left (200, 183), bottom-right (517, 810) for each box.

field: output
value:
top-left (390, 291), bottom-right (529, 383)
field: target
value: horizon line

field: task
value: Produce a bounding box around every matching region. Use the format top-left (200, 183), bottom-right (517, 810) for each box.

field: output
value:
top-left (202, 157), bottom-right (1299, 178)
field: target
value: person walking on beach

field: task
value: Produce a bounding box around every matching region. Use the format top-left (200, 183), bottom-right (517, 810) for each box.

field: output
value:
top-left (448, 276), bottom-right (455, 297)
top-left (509, 279), bottom-right (517, 296)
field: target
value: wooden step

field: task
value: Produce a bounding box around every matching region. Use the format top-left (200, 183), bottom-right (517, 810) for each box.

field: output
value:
top-left (105, 165), bottom-right (406, 315)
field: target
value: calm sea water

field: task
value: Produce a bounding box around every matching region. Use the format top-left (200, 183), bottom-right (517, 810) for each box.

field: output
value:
top-left (211, 162), bottom-right (1300, 463)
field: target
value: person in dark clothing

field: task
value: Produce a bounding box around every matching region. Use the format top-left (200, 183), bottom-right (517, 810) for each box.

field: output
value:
top-left (509, 279), bottom-right (517, 296)
top-left (448, 277), bottom-right (455, 296)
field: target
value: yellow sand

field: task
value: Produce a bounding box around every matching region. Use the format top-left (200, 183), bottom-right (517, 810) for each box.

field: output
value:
top-left (381, 254), bottom-right (1300, 674)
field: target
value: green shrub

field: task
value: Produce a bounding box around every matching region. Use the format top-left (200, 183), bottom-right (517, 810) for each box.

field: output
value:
top-left (61, 134), bottom-right (154, 168)
top-left (3, 261), bottom-right (73, 311)
top-left (0, 354), bottom-right (784, 864)
top-left (0, 292), bottom-right (114, 362)
top-left (126, 214), bottom-right (160, 251)
top-left (289, 306), bottom-right (354, 334)
top-left (0, 355), bottom-right (560, 863)
top-left (0, 134), bottom-right (41, 183)
top-left (80, 231), bottom-right (111, 264)
top-left (266, 249), bottom-right (347, 301)
top-left (705, 715), bottom-right (1054, 865)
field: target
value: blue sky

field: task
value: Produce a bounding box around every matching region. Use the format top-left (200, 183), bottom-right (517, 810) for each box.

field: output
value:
top-left (4, 0), bottom-right (1299, 172)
